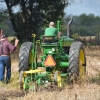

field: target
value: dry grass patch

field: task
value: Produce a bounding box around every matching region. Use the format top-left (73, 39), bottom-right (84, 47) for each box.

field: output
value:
top-left (1, 46), bottom-right (100, 100)
top-left (8, 84), bottom-right (100, 100)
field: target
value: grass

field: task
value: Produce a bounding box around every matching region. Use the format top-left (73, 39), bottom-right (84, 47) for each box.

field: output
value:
top-left (1, 46), bottom-right (100, 100)
top-left (8, 36), bottom-right (17, 42)
top-left (0, 70), bottom-right (19, 90)
top-left (10, 83), bottom-right (100, 100)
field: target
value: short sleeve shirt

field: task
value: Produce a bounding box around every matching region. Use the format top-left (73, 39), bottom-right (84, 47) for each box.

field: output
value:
top-left (0, 40), bottom-right (16, 55)
top-left (45, 27), bottom-right (58, 36)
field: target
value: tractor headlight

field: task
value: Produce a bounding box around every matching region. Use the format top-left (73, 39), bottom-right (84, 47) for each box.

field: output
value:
top-left (52, 48), bottom-right (55, 51)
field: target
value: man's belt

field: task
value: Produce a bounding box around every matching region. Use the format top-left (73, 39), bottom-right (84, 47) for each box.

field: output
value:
top-left (0, 54), bottom-right (10, 56)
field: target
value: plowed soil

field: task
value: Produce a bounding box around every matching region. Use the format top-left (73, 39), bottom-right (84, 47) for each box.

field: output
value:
top-left (0, 47), bottom-right (100, 100)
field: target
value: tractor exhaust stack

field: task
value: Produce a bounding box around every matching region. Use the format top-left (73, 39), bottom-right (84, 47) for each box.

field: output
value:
top-left (67, 18), bottom-right (73, 38)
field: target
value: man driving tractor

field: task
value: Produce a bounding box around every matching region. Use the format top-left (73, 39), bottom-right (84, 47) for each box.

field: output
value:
top-left (44, 22), bottom-right (61, 39)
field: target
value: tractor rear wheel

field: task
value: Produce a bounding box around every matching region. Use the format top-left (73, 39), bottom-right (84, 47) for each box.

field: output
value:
top-left (68, 41), bottom-right (86, 83)
top-left (19, 42), bottom-right (33, 72)
top-left (19, 42), bottom-right (33, 89)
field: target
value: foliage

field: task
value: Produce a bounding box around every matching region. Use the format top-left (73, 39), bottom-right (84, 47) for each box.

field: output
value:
top-left (63, 14), bottom-right (100, 36)
top-left (0, 1), bottom-right (100, 42)
top-left (0, 12), bottom-right (15, 36)
top-left (71, 32), bottom-right (79, 39)
top-left (0, 0), bottom-right (69, 42)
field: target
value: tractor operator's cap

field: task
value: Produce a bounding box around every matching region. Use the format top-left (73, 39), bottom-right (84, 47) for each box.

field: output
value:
top-left (49, 22), bottom-right (54, 26)
top-left (1, 34), bottom-right (8, 39)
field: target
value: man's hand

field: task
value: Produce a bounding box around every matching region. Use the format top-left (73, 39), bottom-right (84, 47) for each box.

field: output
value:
top-left (14, 38), bottom-right (19, 47)
top-left (59, 31), bottom-right (62, 35)
top-left (58, 31), bottom-right (62, 39)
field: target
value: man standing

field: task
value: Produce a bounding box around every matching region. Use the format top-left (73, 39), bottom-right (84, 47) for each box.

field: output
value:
top-left (44, 22), bottom-right (61, 39)
top-left (0, 34), bottom-right (19, 84)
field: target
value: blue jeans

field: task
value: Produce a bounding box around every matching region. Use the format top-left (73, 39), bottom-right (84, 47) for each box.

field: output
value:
top-left (0, 56), bottom-right (11, 81)
top-left (0, 62), bottom-right (5, 81)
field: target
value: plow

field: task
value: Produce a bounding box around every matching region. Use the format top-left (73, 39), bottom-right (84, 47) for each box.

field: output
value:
top-left (18, 19), bottom-right (86, 90)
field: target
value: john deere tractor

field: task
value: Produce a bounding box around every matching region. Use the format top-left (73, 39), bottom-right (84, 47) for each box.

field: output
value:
top-left (19, 19), bottom-right (86, 90)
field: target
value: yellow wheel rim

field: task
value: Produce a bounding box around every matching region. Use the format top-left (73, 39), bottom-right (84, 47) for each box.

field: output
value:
top-left (28, 50), bottom-right (34, 69)
top-left (79, 49), bottom-right (86, 79)
top-left (29, 51), bottom-right (32, 64)
top-left (29, 51), bottom-right (33, 65)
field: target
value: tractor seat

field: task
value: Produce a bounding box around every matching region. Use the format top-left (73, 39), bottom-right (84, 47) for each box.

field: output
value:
top-left (42, 36), bottom-right (58, 43)
top-left (41, 36), bottom-right (58, 46)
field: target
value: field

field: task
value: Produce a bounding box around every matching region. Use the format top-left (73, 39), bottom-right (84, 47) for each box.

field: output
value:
top-left (0, 46), bottom-right (100, 100)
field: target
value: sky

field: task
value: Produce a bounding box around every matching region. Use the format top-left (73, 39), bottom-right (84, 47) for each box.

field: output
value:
top-left (65, 0), bottom-right (100, 17)
top-left (0, 0), bottom-right (100, 17)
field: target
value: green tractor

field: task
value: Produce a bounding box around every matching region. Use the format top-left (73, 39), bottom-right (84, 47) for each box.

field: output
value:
top-left (18, 19), bottom-right (86, 90)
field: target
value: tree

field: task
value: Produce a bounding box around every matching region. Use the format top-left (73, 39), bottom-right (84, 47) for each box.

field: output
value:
top-left (0, 11), bottom-right (15, 36)
top-left (0, 0), bottom-right (69, 42)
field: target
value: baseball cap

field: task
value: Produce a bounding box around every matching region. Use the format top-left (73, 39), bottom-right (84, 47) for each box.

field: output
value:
top-left (1, 34), bottom-right (8, 39)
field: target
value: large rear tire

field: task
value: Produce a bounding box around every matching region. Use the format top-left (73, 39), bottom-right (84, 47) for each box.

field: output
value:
top-left (68, 41), bottom-right (86, 83)
top-left (19, 42), bottom-right (33, 72)
top-left (19, 42), bottom-right (33, 89)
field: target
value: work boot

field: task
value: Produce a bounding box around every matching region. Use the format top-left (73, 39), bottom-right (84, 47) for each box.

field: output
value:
top-left (5, 80), bottom-right (10, 84)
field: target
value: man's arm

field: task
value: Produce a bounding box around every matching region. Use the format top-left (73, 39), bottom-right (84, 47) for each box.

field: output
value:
top-left (55, 28), bottom-right (61, 39)
top-left (8, 38), bottom-right (19, 51)
top-left (57, 31), bottom-right (62, 39)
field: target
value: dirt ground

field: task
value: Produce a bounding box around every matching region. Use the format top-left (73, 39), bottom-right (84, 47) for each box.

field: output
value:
top-left (0, 48), bottom-right (100, 100)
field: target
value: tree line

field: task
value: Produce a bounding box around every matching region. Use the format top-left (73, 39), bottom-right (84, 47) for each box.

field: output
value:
top-left (63, 13), bottom-right (100, 37)
top-left (0, 0), bottom-right (100, 43)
